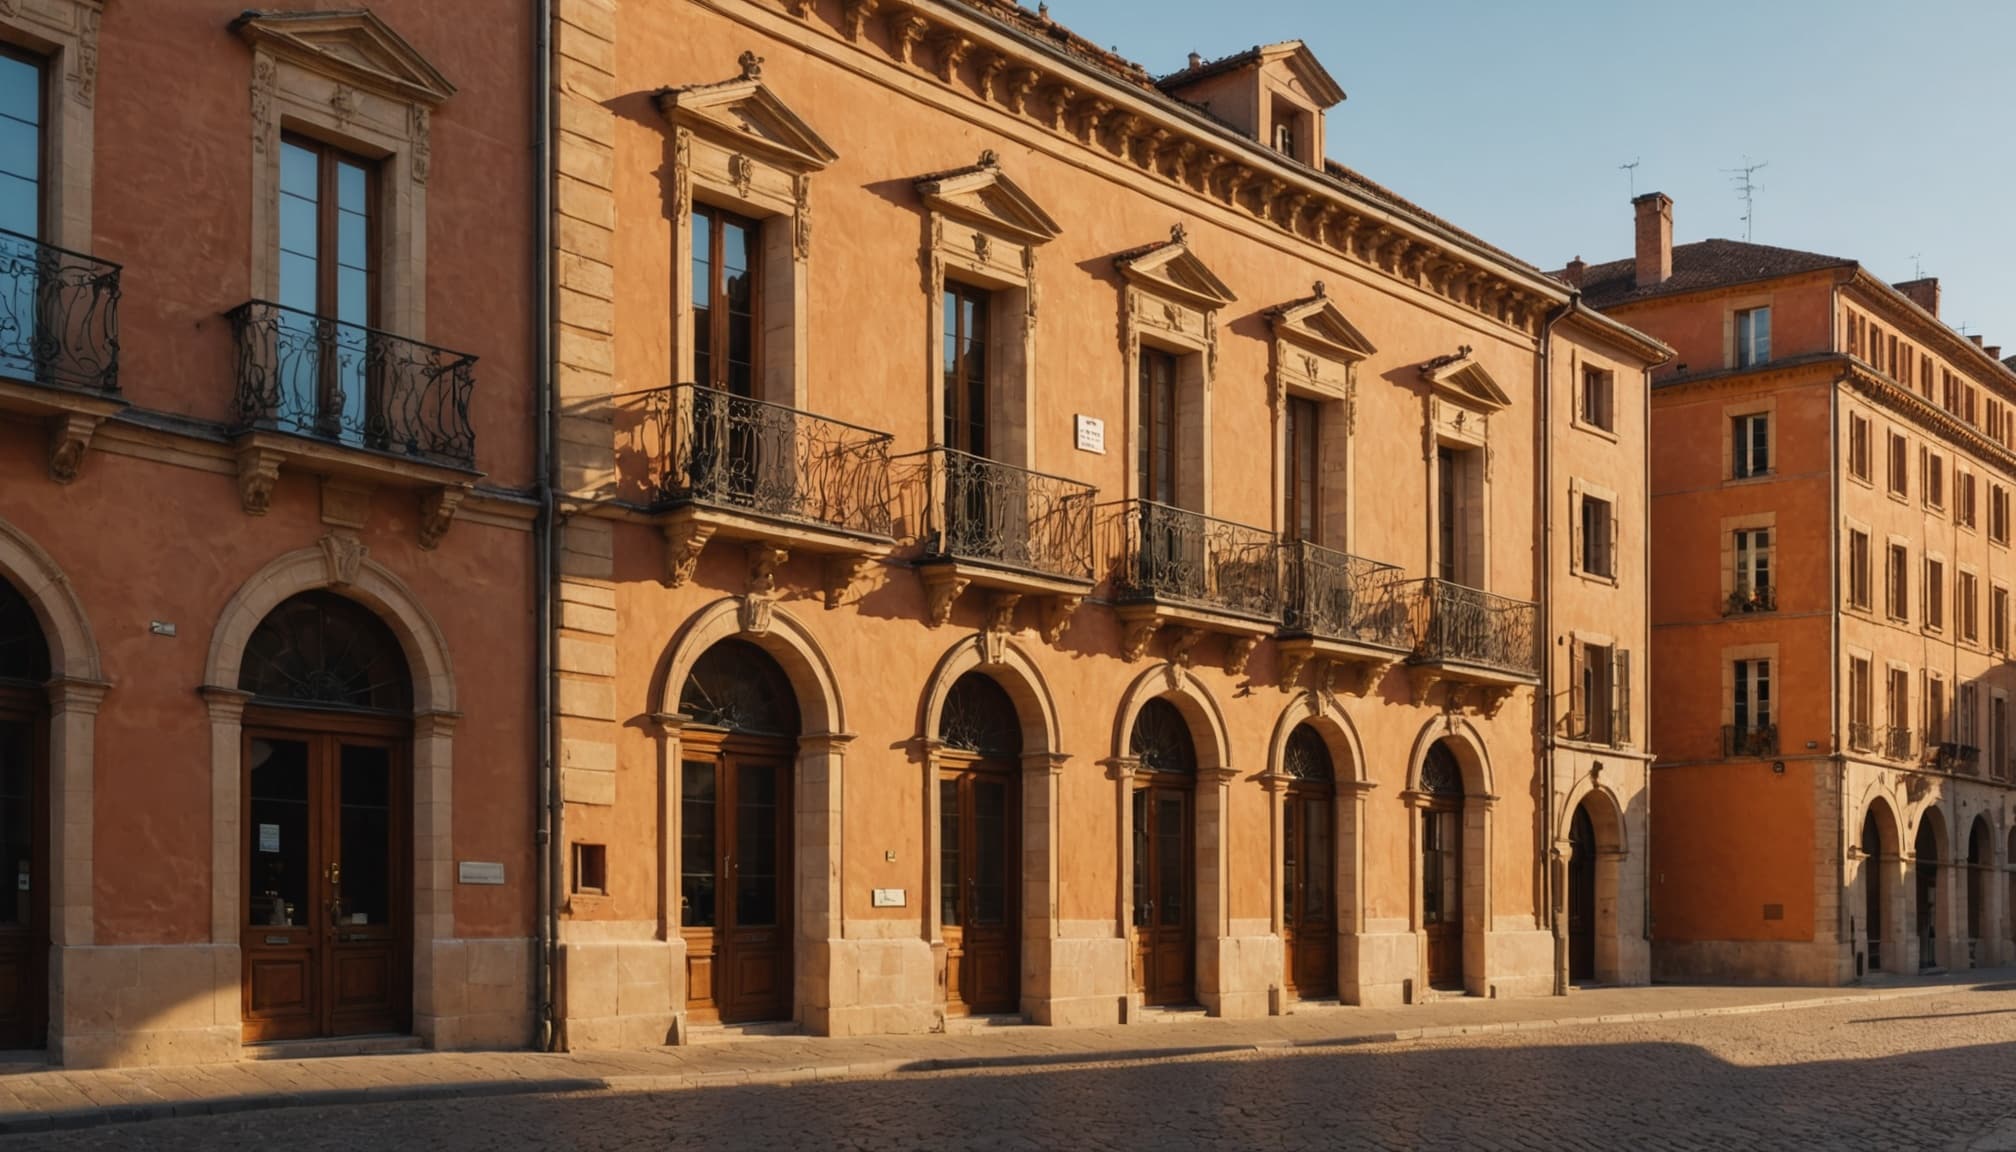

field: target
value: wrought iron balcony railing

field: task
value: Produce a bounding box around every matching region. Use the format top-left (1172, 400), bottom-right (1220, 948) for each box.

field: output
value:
top-left (910, 448), bottom-right (1095, 582)
top-left (1723, 723), bottom-right (1779, 758)
top-left (1112, 499), bottom-right (1281, 621)
top-left (1724, 582), bottom-right (1777, 615)
top-left (1404, 579), bottom-right (1538, 677)
top-left (1884, 726), bottom-right (1914, 760)
top-left (1281, 541), bottom-right (1411, 651)
top-left (228, 301), bottom-right (476, 469)
top-left (1848, 721), bottom-right (1875, 753)
top-left (1929, 741), bottom-right (1981, 775)
top-left (636, 383), bottom-right (893, 538)
top-left (0, 227), bottom-right (120, 394)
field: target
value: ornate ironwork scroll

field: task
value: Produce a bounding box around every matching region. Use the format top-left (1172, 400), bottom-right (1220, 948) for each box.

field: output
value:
top-left (1114, 499), bottom-right (1281, 621)
top-left (679, 638), bottom-right (802, 737)
top-left (1283, 723), bottom-right (1333, 782)
top-left (1282, 540), bottom-right (1408, 649)
top-left (1420, 741), bottom-right (1462, 795)
top-left (939, 671), bottom-right (1022, 758)
top-left (1406, 578), bottom-right (1537, 676)
top-left (1129, 696), bottom-right (1196, 775)
top-left (919, 447), bottom-right (1095, 581)
top-left (0, 227), bottom-right (121, 395)
top-left (239, 591), bottom-right (412, 712)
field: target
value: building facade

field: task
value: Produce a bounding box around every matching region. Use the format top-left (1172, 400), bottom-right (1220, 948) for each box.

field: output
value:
top-left (0, 3), bottom-right (540, 1064)
top-left (1571, 194), bottom-right (2016, 983)
top-left (548, 0), bottom-right (1665, 1047)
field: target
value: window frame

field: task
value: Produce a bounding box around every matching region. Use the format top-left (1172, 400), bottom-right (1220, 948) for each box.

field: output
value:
top-left (1733, 658), bottom-right (1772, 733)
top-left (1579, 364), bottom-right (1615, 434)
top-left (1886, 541), bottom-right (1910, 623)
top-left (940, 278), bottom-right (991, 455)
top-left (1886, 430), bottom-right (1909, 499)
top-left (1731, 411), bottom-right (1770, 479)
top-left (1734, 305), bottom-right (1771, 368)
top-left (1925, 555), bottom-right (1946, 632)
top-left (1847, 412), bottom-right (1872, 484)
top-left (1847, 527), bottom-right (1872, 612)
top-left (1284, 393), bottom-right (1321, 543)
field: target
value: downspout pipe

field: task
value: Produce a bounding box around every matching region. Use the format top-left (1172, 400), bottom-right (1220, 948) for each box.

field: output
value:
top-left (533, 0), bottom-right (559, 1053)
top-left (1538, 298), bottom-right (1572, 997)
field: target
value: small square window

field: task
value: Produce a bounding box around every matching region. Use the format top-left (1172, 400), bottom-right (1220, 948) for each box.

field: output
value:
top-left (1580, 366), bottom-right (1615, 432)
top-left (572, 842), bottom-right (608, 896)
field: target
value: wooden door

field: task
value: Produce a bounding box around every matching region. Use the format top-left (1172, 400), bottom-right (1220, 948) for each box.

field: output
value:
top-left (1133, 784), bottom-right (1193, 1006)
top-left (1568, 805), bottom-right (1596, 982)
top-left (242, 726), bottom-right (408, 1043)
top-left (1423, 803), bottom-right (1464, 991)
top-left (940, 763), bottom-right (1018, 1015)
top-left (1282, 787), bottom-right (1335, 999)
top-left (0, 699), bottom-right (44, 1050)
top-left (682, 747), bottom-right (793, 1025)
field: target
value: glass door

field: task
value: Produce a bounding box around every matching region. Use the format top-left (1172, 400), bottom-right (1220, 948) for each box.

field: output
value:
top-left (1283, 788), bottom-right (1334, 999)
top-left (0, 709), bottom-right (42, 1048)
top-left (682, 747), bottom-right (793, 1026)
top-left (940, 766), bottom-right (1017, 1015)
top-left (1423, 804), bottom-right (1463, 990)
top-left (1133, 784), bottom-right (1193, 1006)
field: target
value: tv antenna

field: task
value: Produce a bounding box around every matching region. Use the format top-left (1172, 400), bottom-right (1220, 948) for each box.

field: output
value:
top-left (1722, 158), bottom-right (1767, 241)
top-left (1619, 158), bottom-right (1641, 199)
top-left (1910, 253), bottom-right (1925, 279)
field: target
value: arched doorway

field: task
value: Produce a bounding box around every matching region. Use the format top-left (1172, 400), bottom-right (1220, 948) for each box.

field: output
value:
top-left (1280, 723), bottom-right (1334, 1000)
top-left (1420, 740), bottom-right (1465, 991)
top-left (239, 591), bottom-right (413, 1043)
top-left (0, 575), bottom-right (47, 1049)
top-left (2008, 828), bottom-right (2016, 964)
top-left (1967, 816), bottom-right (1991, 966)
top-left (1567, 804), bottom-right (1597, 983)
top-left (677, 638), bottom-right (800, 1025)
top-left (1914, 814), bottom-right (1943, 971)
top-left (1860, 802), bottom-right (1900, 973)
top-left (936, 672), bottom-right (1021, 1016)
top-left (1130, 697), bottom-right (1195, 1007)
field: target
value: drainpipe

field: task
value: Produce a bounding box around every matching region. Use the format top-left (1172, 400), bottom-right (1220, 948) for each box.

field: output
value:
top-left (1538, 299), bottom-right (1570, 996)
top-left (533, 0), bottom-right (559, 1053)
top-left (1829, 357), bottom-right (1846, 975)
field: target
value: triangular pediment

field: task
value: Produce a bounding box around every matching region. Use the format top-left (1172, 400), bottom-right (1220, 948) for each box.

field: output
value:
top-left (1419, 346), bottom-right (1511, 410)
top-left (1115, 228), bottom-right (1237, 310)
top-left (1260, 41), bottom-right (1347, 109)
top-left (916, 154), bottom-right (1060, 244)
top-left (1269, 285), bottom-right (1376, 361)
top-left (234, 10), bottom-right (455, 104)
top-left (656, 58), bottom-right (838, 172)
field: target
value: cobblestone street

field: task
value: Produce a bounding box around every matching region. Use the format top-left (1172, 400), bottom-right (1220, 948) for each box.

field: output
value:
top-left (13, 984), bottom-right (2016, 1151)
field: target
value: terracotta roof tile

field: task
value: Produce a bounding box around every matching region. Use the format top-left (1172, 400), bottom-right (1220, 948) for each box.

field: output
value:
top-left (1565, 239), bottom-right (1854, 306)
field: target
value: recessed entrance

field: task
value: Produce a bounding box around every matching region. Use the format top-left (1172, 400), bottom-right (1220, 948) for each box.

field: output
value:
top-left (1280, 724), bottom-right (1334, 1000)
top-left (1130, 697), bottom-right (1195, 1007)
top-left (1861, 807), bottom-right (1888, 972)
top-left (0, 575), bottom-right (48, 1050)
top-left (1567, 803), bottom-right (1597, 983)
top-left (238, 591), bottom-right (412, 1044)
top-left (1915, 816), bottom-right (1942, 971)
top-left (1420, 740), bottom-right (1465, 991)
top-left (936, 672), bottom-right (1020, 1016)
top-left (679, 639), bottom-right (798, 1026)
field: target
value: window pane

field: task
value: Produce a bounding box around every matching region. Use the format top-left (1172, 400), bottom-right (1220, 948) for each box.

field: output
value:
top-left (939, 779), bottom-right (961, 928)
top-left (336, 159), bottom-right (368, 213)
top-left (680, 762), bottom-right (716, 927)
top-left (248, 738), bottom-right (312, 928)
top-left (337, 744), bottom-right (392, 927)
top-left (280, 140), bottom-right (319, 200)
top-left (734, 762), bottom-right (778, 927)
top-left (0, 722), bottom-right (27, 927)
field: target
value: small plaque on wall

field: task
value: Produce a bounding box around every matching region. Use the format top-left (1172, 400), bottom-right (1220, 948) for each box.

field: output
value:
top-left (1074, 414), bottom-right (1105, 454)
top-left (458, 861), bottom-right (506, 886)
top-left (872, 888), bottom-right (906, 908)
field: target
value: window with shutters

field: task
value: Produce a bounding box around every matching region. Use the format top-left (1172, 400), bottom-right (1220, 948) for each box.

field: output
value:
top-left (1992, 484), bottom-right (2010, 545)
top-left (1922, 448), bottom-right (1945, 511)
top-left (1960, 570), bottom-right (1980, 643)
top-left (1887, 666), bottom-right (1911, 757)
top-left (1958, 682), bottom-right (1979, 750)
top-left (1848, 414), bottom-right (1872, 483)
top-left (1569, 641), bottom-right (1629, 749)
top-left (1925, 556), bottom-right (1945, 631)
top-left (1886, 542), bottom-right (1910, 622)
top-left (1926, 674), bottom-right (1947, 747)
top-left (1886, 431), bottom-right (1909, 498)
top-left (1576, 490), bottom-right (1616, 580)
top-left (1957, 470), bottom-right (1977, 530)
top-left (1996, 695), bottom-right (2010, 780)
top-left (1732, 412), bottom-right (1770, 478)
top-left (1580, 365), bottom-right (1615, 433)
top-left (1993, 585), bottom-right (2009, 653)
top-left (1847, 528), bottom-right (1872, 611)
top-left (1849, 656), bottom-right (1873, 752)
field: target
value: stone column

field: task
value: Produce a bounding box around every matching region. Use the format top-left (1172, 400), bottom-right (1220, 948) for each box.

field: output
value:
top-left (1466, 793), bottom-right (1496, 997)
top-left (47, 676), bottom-right (107, 950)
top-left (1194, 765), bottom-right (1235, 1016)
top-left (1334, 780), bottom-right (1374, 1004)
top-left (1103, 756), bottom-right (1139, 1020)
top-left (1402, 789), bottom-right (1427, 1001)
top-left (796, 731), bottom-right (852, 1034)
top-left (200, 687), bottom-right (251, 948)
top-left (1261, 770), bottom-right (1288, 1015)
top-left (1019, 751), bottom-right (1064, 1022)
top-left (918, 739), bottom-right (946, 1014)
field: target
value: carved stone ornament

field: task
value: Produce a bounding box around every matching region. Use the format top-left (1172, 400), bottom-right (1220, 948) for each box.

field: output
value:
top-left (329, 83), bottom-right (357, 127)
top-left (973, 232), bottom-right (991, 264)
top-left (821, 554), bottom-right (870, 609)
top-left (236, 447), bottom-right (284, 516)
top-left (729, 152), bottom-right (754, 199)
top-left (787, 0), bottom-right (814, 16)
top-left (738, 50), bottom-right (764, 79)
top-left (1278, 647), bottom-right (1312, 693)
top-left (671, 128), bottom-right (693, 219)
top-left (983, 590), bottom-right (1022, 638)
top-left (931, 31), bottom-right (972, 83)
top-left (841, 0), bottom-right (880, 41)
top-left (922, 568), bottom-right (971, 628)
top-left (793, 173), bottom-right (813, 261)
top-left (739, 594), bottom-right (775, 635)
top-left (1166, 625), bottom-right (1204, 670)
top-left (978, 627), bottom-right (1008, 667)
top-left (746, 543), bottom-right (790, 597)
top-left (72, 6), bottom-right (100, 107)
top-left (1333, 656), bottom-right (1397, 698)
top-left (250, 55), bottom-right (278, 154)
top-left (46, 413), bottom-right (98, 485)
top-left (409, 104), bottom-right (431, 185)
top-left (1120, 616), bottom-right (1161, 662)
top-left (888, 10), bottom-right (929, 64)
top-left (661, 521), bottom-right (715, 587)
top-left (1040, 594), bottom-right (1080, 645)
top-left (417, 485), bottom-right (465, 550)
top-left (1224, 636), bottom-right (1259, 677)
top-left (318, 531), bottom-right (368, 587)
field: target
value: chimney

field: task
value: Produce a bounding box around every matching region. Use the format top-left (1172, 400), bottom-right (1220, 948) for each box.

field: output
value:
top-left (1187, 51), bottom-right (1203, 70)
top-left (1970, 335), bottom-right (1985, 349)
top-left (1562, 256), bottom-right (1586, 290)
top-left (1894, 277), bottom-right (1941, 318)
top-left (1633, 192), bottom-right (1673, 289)
top-left (1989, 345), bottom-right (2003, 361)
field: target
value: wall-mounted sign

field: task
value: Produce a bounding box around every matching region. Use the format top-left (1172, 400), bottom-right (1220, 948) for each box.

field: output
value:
top-left (258, 824), bottom-right (280, 854)
top-left (1075, 414), bottom-right (1105, 454)
top-left (871, 888), bottom-right (906, 908)
top-left (458, 861), bottom-right (506, 886)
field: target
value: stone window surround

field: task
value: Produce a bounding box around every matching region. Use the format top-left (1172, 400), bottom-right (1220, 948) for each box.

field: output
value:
top-left (1266, 287), bottom-right (1373, 552)
top-left (1885, 534), bottom-right (1911, 624)
top-left (1846, 409), bottom-right (1874, 487)
top-left (1427, 406), bottom-right (1491, 592)
top-left (1719, 642), bottom-right (1779, 730)
top-left (242, 15), bottom-right (454, 344)
top-left (1568, 349), bottom-right (1620, 443)
top-left (1721, 396), bottom-right (1776, 485)
top-left (1718, 511), bottom-right (1775, 606)
top-left (1845, 646), bottom-right (1874, 742)
top-left (1843, 516), bottom-right (1872, 614)
top-left (1955, 467), bottom-right (1978, 533)
top-left (1885, 659), bottom-right (1912, 732)
top-left (0, 0), bottom-right (98, 254)
top-left (1921, 446), bottom-right (1948, 514)
top-left (1886, 426), bottom-right (1911, 502)
top-left (1924, 550), bottom-right (1947, 636)
top-left (1568, 476), bottom-right (1620, 587)
top-left (1993, 581), bottom-right (2010, 653)
top-left (1956, 565), bottom-right (1981, 646)
top-left (1116, 232), bottom-right (1233, 513)
top-left (1562, 627), bottom-right (1622, 750)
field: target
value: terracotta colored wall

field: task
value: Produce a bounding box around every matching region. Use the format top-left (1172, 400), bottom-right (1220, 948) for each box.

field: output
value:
top-left (1651, 760), bottom-right (1816, 941)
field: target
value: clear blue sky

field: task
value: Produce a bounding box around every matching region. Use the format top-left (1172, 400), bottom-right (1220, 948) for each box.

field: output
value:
top-left (1041, 0), bottom-right (2016, 344)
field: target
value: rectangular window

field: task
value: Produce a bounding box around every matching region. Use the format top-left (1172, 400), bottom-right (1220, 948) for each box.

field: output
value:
top-left (1435, 446), bottom-right (1482, 586)
top-left (1732, 412), bottom-right (1770, 478)
top-left (1926, 557), bottom-right (1945, 630)
top-left (1921, 355), bottom-right (1934, 399)
top-left (1959, 682), bottom-right (1978, 750)
top-left (1580, 494), bottom-right (1615, 578)
top-left (1575, 642), bottom-right (1616, 744)
top-left (1994, 586), bottom-right (2009, 652)
top-left (1887, 431), bottom-right (1908, 497)
top-left (279, 133), bottom-right (378, 435)
top-left (1886, 334), bottom-right (1899, 377)
top-left (1850, 656), bottom-right (1873, 751)
top-left (942, 282), bottom-right (991, 454)
top-left (1960, 571), bottom-right (1979, 643)
top-left (1285, 394), bottom-right (1320, 542)
top-left (1581, 365), bottom-right (1614, 432)
top-left (1927, 675), bottom-right (1947, 746)
top-left (1732, 527), bottom-right (1771, 610)
top-left (692, 204), bottom-right (759, 397)
top-left (1996, 696), bottom-right (2010, 779)
top-left (1848, 529), bottom-right (1872, 610)
top-left (1886, 543), bottom-right (1909, 621)
top-left (1958, 471), bottom-right (1977, 529)
top-left (1733, 658), bottom-right (1772, 733)
top-left (1848, 414), bottom-right (1871, 481)
top-left (1735, 306), bottom-right (1771, 368)
top-left (1995, 485), bottom-right (2011, 545)
top-left (1887, 667), bottom-right (1910, 736)
top-left (1922, 448), bottom-right (1945, 510)
top-left (1966, 385), bottom-right (1978, 425)
top-left (1138, 347), bottom-right (1179, 506)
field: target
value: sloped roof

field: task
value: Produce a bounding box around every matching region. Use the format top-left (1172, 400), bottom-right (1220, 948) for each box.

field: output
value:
top-left (1566, 239), bottom-right (1855, 307)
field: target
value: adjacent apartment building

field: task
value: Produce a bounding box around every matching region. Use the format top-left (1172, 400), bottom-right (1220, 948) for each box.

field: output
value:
top-left (1568, 194), bottom-right (2016, 982)
top-left (0, 3), bottom-right (541, 1064)
top-left (547, 0), bottom-right (1666, 1047)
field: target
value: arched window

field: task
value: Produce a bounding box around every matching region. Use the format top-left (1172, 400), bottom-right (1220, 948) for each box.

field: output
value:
top-left (1421, 741), bottom-right (1463, 795)
top-left (679, 639), bottom-right (801, 738)
top-left (939, 672), bottom-right (1021, 759)
top-left (1129, 697), bottom-right (1196, 775)
top-left (1283, 724), bottom-right (1333, 781)
top-left (239, 591), bottom-right (410, 712)
top-left (0, 577), bottom-right (47, 685)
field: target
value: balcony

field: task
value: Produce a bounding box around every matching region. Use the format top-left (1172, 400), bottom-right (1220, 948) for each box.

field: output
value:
top-left (631, 384), bottom-right (894, 604)
top-left (1723, 724), bottom-right (1779, 758)
top-left (1848, 722), bottom-right (1874, 754)
top-left (906, 448), bottom-right (1095, 643)
top-left (1276, 541), bottom-right (1411, 694)
top-left (228, 301), bottom-right (478, 547)
top-left (0, 228), bottom-right (124, 484)
top-left (1927, 740), bottom-right (1981, 776)
top-left (1110, 499), bottom-right (1281, 673)
top-left (1884, 726), bottom-right (1914, 761)
top-left (1402, 579), bottom-right (1539, 714)
top-left (1723, 582), bottom-right (1777, 615)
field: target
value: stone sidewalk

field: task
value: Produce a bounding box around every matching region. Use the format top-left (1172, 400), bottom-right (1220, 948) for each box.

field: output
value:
top-left (1, 972), bottom-right (2007, 1136)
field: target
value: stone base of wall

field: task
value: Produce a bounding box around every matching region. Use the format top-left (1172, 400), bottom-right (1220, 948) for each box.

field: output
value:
top-left (556, 937), bottom-right (681, 1050)
top-left (1653, 938), bottom-right (1841, 985)
top-left (1485, 928), bottom-right (1554, 998)
top-left (1028, 933), bottom-right (1125, 1027)
top-left (53, 944), bottom-right (241, 1068)
top-left (1201, 932), bottom-right (1282, 1019)
top-left (417, 937), bottom-right (535, 1050)
top-left (1345, 929), bottom-right (1416, 1005)
top-left (823, 937), bottom-right (936, 1037)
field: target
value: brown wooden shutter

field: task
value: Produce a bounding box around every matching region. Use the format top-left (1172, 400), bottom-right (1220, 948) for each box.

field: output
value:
top-left (1570, 495), bottom-right (1583, 573)
top-left (1616, 649), bottom-right (1632, 745)
top-left (1608, 508), bottom-right (1620, 579)
top-left (1568, 642), bottom-right (1586, 738)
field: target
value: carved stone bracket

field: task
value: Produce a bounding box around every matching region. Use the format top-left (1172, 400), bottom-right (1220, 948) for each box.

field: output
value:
top-left (821, 554), bottom-right (871, 609)
top-left (983, 589), bottom-right (1021, 636)
top-left (1224, 636), bottom-right (1258, 677)
top-left (1119, 615), bottom-right (1161, 662)
top-left (1405, 666), bottom-right (1443, 708)
top-left (920, 567), bottom-right (970, 628)
top-left (841, 0), bottom-right (879, 40)
top-left (1332, 655), bottom-right (1399, 697)
top-left (929, 30), bottom-right (971, 82)
top-left (1040, 594), bottom-right (1081, 645)
top-left (1476, 685), bottom-right (1516, 719)
top-left (236, 446), bottom-right (284, 516)
top-left (46, 412), bottom-right (99, 485)
top-left (1166, 625), bottom-right (1204, 669)
top-left (661, 521), bottom-right (715, 587)
top-left (417, 485), bottom-right (465, 551)
top-left (1278, 647), bottom-right (1313, 692)
top-left (746, 543), bottom-right (790, 598)
top-left (318, 531), bottom-right (368, 587)
top-left (887, 9), bottom-right (928, 64)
